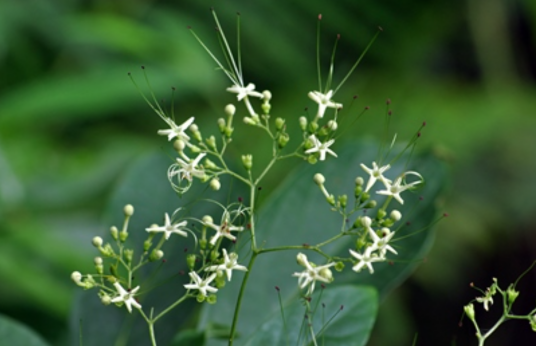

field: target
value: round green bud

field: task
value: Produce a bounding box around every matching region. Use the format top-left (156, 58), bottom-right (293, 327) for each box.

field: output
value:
top-left (334, 261), bottom-right (345, 272)
top-left (364, 200), bottom-right (377, 209)
top-left (143, 239), bottom-right (153, 252)
top-left (225, 104), bottom-right (236, 117)
top-left (390, 210), bottom-right (402, 221)
top-left (224, 127), bottom-right (233, 138)
top-left (261, 103), bottom-right (271, 114)
top-left (210, 250), bottom-right (219, 261)
top-left (319, 267), bottom-right (333, 282)
top-left (124, 204), bottom-right (134, 216)
top-left (210, 178), bottom-right (221, 191)
top-left (262, 90), bottom-right (272, 101)
top-left (196, 294), bottom-right (206, 303)
top-left (243, 117), bottom-right (256, 125)
top-left (307, 155), bottom-right (318, 164)
top-left (360, 192), bottom-right (371, 203)
top-left (206, 136), bottom-right (217, 150)
top-left (355, 177), bottom-right (364, 186)
top-left (119, 230), bottom-right (128, 242)
top-left (199, 239), bottom-right (207, 250)
top-left (206, 294), bottom-right (217, 304)
top-left (124, 249), bottom-right (134, 263)
top-left (71, 271), bottom-right (82, 284)
top-left (338, 194), bottom-right (348, 208)
top-left (309, 122), bottom-right (319, 133)
top-left (327, 194), bottom-right (336, 206)
top-left (149, 249), bottom-right (163, 262)
top-left (296, 253), bottom-right (307, 267)
top-left (327, 120), bottom-right (338, 131)
top-left (92, 236), bottom-right (103, 248)
top-left (377, 209), bottom-right (387, 220)
top-left (202, 215), bottom-right (213, 224)
top-left (313, 173), bottom-right (325, 185)
top-left (354, 185), bottom-right (363, 197)
top-left (100, 294), bottom-right (112, 306)
top-left (173, 139), bottom-right (186, 152)
top-left (94, 257), bottom-right (103, 266)
top-left (278, 133), bottom-right (289, 148)
top-left (241, 154), bottom-right (253, 170)
top-left (275, 117), bottom-right (285, 131)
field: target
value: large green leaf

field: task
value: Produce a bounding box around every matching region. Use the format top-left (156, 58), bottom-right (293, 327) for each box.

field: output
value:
top-left (0, 314), bottom-right (50, 346)
top-left (69, 152), bottom-right (247, 346)
top-left (244, 285), bottom-right (378, 346)
top-left (198, 139), bottom-right (448, 345)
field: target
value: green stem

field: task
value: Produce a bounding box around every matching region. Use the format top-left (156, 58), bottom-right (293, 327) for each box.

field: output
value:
top-left (152, 294), bottom-right (191, 323)
top-left (229, 252), bottom-right (258, 345)
top-left (254, 156), bottom-right (277, 186)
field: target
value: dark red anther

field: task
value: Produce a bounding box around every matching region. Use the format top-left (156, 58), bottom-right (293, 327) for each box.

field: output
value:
top-left (302, 243), bottom-right (310, 248)
top-left (386, 98), bottom-right (391, 105)
top-left (365, 106), bottom-right (370, 110)
top-left (388, 110), bottom-right (392, 116)
top-left (141, 66), bottom-right (145, 69)
top-left (443, 213), bottom-right (449, 217)
top-left (179, 270), bottom-right (185, 275)
top-left (162, 259), bottom-right (167, 263)
top-left (318, 14), bottom-right (322, 21)
top-left (337, 34), bottom-right (341, 40)
top-left (275, 286), bottom-right (280, 292)
top-left (340, 305), bottom-right (344, 310)
top-left (353, 95), bottom-right (358, 99)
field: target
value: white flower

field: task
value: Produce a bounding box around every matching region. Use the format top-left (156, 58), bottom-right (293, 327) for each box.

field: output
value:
top-left (304, 135), bottom-right (337, 161)
top-left (183, 271), bottom-right (218, 297)
top-left (145, 213), bottom-right (188, 240)
top-left (205, 249), bottom-right (247, 281)
top-left (368, 227), bottom-right (398, 259)
top-left (376, 171), bottom-right (423, 205)
top-left (172, 153), bottom-right (206, 182)
top-left (476, 294), bottom-right (494, 311)
top-left (349, 247), bottom-right (383, 274)
top-left (110, 282), bottom-right (142, 313)
top-left (292, 253), bottom-right (335, 296)
top-left (308, 90), bottom-right (342, 119)
top-left (226, 83), bottom-right (263, 101)
top-left (205, 212), bottom-right (244, 245)
top-left (157, 116), bottom-right (195, 141)
top-left (360, 162), bottom-right (392, 192)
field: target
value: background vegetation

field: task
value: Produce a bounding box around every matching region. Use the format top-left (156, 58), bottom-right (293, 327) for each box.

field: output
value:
top-left (1, 0), bottom-right (535, 345)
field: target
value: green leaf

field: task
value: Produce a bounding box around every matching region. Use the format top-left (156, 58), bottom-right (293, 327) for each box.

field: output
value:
top-left (199, 139), bottom-right (448, 345)
top-left (69, 151), bottom-right (247, 346)
top-left (0, 314), bottom-right (50, 346)
top-left (171, 329), bottom-right (206, 346)
top-left (243, 285), bottom-right (378, 346)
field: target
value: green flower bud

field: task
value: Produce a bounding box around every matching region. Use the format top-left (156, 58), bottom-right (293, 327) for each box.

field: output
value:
top-left (187, 254), bottom-right (196, 270)
top-left (92, 236), bottom-right (103, 248)
top-left (71, 271), bottom-right (83, 285)
top-left (109, 264), bottom-right (118, 278)
top-left (243, 117), bottom-right (256, 125)
top-left (173, 139), bottom-right (186, 152)
top-left (307, 155), bottom-right (318, 164)
top-left (123, 204), bottom-right (134, 216)
top-left (309, 121), bottom-right (319, 133)
top-left (241, 154), bottom-right (253, 171)
top-left (275, 117), bottom-right (285, 131)
top-left (360, 192), bottom-right (371, 203)
top-left (210, 250), bottom-right (219, 261)
top-left (354, 185), bottom-right (363, 197)
top-left (143, 239), bottom-right (153, 252)
top-left (277, 133), bottom-right (289, 148)
top-left (327, 120), bottom-right (338, 131)
top-left (206, 136), bottom-right (217, 150)
top-left (355, 177), bottom-right (364, 186)
top-left (224, 127), bottom-right (233, 138)
top-left (356, 238), bottom-right (366, 250)
top-left (377, 209), bottom-right (387, 220)
top-left (225, 104), bottom-right (236, 117)
top-left (334, 261), bottom-right (345, 272)
top-left (149, 249), bottom-right (163, 262)
top-left (124, 249), bottom-right (134, 264)
top-left (296, 253), bottom-right (308, 267)
top-left (326, 194), bottom-right (336, 206)
top-left (318, 267), bottom-right (333, 282)
top-left (390, 210), bottom-right (402, 222)
top-left (261, 102), bottom-right (271, 115)
top-left (110, 226), bottom-right (118, 240)
top-left (313, 173), bottom-right (325, 185)
top-left (100, 293), bottom-right (112, 306)
top-left (464, 303), bottom-right (475, 321)
top-left (210, 178), bottom-right (221, 191)
top-left (338, 194), bottom-right (348, 208)
top-left (196, 294), bottom-right (206, 303)
top-left (262, 90), bottom-right (272, 101)
top-left (507, 285), bottom-right (519, 305)
top-left (119, 230), bottom-right (128, 242)
top-left (364, 200), bottom-right (377, 209)
top-left (206, 294), bottom-right (217, 304)
top-left (299, 116), bottom-right (308, 131)
top-left (100, 243), bottom-right (115, 257)
top-left (199, 239), bottom-right (207, 250)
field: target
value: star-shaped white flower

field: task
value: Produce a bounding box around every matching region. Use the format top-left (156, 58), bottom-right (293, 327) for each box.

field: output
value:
top-left (157, 116), bottom-right (195, 141)
top-left (376, 171), bottom-right (423, 205)
top-left (368, 227), bottom-right (397, 259)
top-left (205, 212), bottom-right (244, 245)
top-left (292, 253), bottom-right (335, 296)
top-left (145, 213), bottom-right (188, 240)
top-left (110, 282), bottom-right (142, 313)
top-left (205, 249), bottom-right (247, 281)
top-left (173, 152), bottom-right (206, 182)
top-left (360, 162), bottom-right (392, 192)
top-left (349, 247), bottom-right (384, 274)
top-left (226, 83), bottom-right (263, 101)
top-left (304, 135), bottom-right (337, 161)
top-left (183, 271), bottom-right (218, 297)
top-left (308, 90), bottom-right (342, 119)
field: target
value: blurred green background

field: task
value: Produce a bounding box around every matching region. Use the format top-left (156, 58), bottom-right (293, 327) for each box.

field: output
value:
top-left (1, 0), bottom-right (536, 345)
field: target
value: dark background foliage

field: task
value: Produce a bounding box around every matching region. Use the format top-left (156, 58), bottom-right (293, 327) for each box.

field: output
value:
top-left (1, 0), bottom-right (535, 345)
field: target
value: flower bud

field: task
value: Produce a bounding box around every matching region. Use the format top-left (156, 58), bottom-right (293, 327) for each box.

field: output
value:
top-left (309, 121), bottom-right (319, 133)
top-left (71, 271), bottom-right (83, 284)
top-left (275, 117), bottom-right (285, 131)
top-left (299, 116), bottom-right (308, 131)
top-left (124, 249), bottom-right (134, 264)
top-left (202, 215), bottom-right (213, 224)
top-left (307, 155), bottom-right (318, 164)
top-left (210, 178), bottom-right (221, 191)
top-left (92, 236), bottom-right (103, 248)
top-left (173, 139), bottom-right (186, 152)
top-left (327, 120), bottom-right (338, 131)
top-left (355, 177), bottom-right (364, 186)
top-left (390, 210), bottom-right (402, 221)
top-left (354, 185), bottom-right (363, 197)
top-left (187, 254), bottom-right (196, 270)
top-left (225, 104), bottom-right (236, 117)
top-left (313, 173), bottom-right (325, 185)
top-left (149, 249), bottom-right (164, 262)
top-left (206, 294), bottom-right (217, 304)
top-left (296, 253), bottom-right (308, 267)
top-left (100, 294), bottom-right (112, 305)
top-left (206, 136), bottom-right (217, 150)
top-left (277, 133), bottom-right (289, 148)
top-left (262, 90), bottom-right (272, 101)
top-left (119, 230), bottom-right (128, 242)
top-left (326, 194), bottom-right (336, 206)
top-left (507, 286), bottom-right (519, 305)
top-left (196, 294), bottom-right (206, 303)
top-left (464, 303), bottom-right (475, 321)
top-left (361, 216), bottom-right (372, 228)
top-left (199, 239), bottom-right (207, 250)
top-left (124, 204), bottom-right (134, 216)
top-left (319, 267), bottom-right (333, 282)
top-left (110, 226), bottom-right (118, 240)
top-left (243, 117), bottom-right (256, 125)
top-left (376, 209), bottom-right (387, 220)
top-left (94, 257), bottom-right (103, 265)
top-left (364, 200), bottom-right (377, 209)
top-left (334, 261), bottom-right (345, 272)
top-left (241, 154), bottom-right (253, 171)
top-left (338, 194), bottom-right (348, 208)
